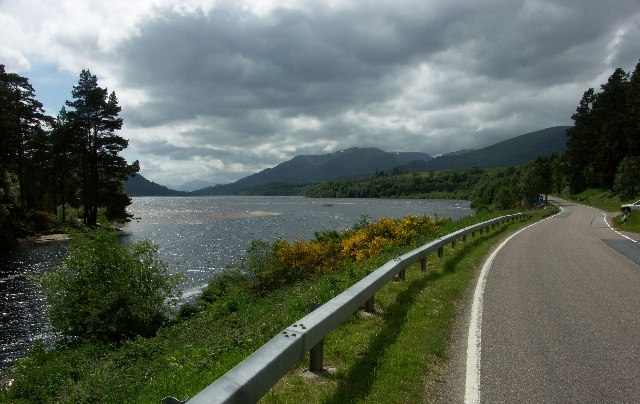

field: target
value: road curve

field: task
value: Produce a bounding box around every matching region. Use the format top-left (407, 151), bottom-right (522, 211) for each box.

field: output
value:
top-left (468, 199), bottom-right (640, 403)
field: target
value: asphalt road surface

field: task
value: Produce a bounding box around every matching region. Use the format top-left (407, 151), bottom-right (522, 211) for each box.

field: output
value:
top-left (467, 199), bottom-right (640, 403)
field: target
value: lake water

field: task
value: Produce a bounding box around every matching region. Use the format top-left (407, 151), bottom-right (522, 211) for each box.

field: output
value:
top-left (0, 196), bottom-right (472, 366)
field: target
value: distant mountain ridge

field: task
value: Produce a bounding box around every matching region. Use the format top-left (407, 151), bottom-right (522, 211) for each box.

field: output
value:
top-left (413, 126), bottom-right (569, 171)
top-left (126, 174), bottom-right (186, 197)
top-left (172, 179), bottom-right (218, 192)
top-left (193, 147), bottom-right (433, 195)
top-left (126, 126), bottom-right (569, 196)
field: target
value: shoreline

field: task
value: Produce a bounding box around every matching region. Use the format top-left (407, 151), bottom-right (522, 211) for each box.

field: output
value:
top-left (18, 234), bottom-right (70, 244)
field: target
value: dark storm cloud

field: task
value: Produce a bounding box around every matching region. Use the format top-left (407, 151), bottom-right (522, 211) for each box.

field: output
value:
top-left (105, 0), bottom-right (640, 184)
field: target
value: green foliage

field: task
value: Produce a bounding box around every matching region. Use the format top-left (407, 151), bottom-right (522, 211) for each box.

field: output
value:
top-left (303, 155), bottom-right (565, 212)
top-left (200, 270), bottom-right (247, 304)
top-left (56, 203), bottom-right (79, 224)
top-left (569, 188), bottom-right (622, 212)
top-left (234, 240), bottom-right (286, 293)
top-left (0, 171), bottom-right (21, 247)
top-left (1, 211), bottom-right (540, 403)
top-left (233, 215), bottom-right (446, 295)
top-left (27, 210), bottom-right (55, 233)
top-left (613, 209), bottom-right (640, 233)
top-left (314, 229), bottom-right (343, 243)
top-left (304, 168), bottom-right (487, 199)
top-left (567, 61), bottom-right (640, 192)
top-left (39, 228), bottom-right (181, 343)
top-left (66, 70), bottom-right (139, 227)
top-left (0, 65), bottom-right (139, 242)
top-left (614, 156), bottom-right (640, 200)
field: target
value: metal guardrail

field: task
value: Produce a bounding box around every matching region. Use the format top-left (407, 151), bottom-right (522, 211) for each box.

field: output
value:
top-left (165, 213), bottom-right (529, 404)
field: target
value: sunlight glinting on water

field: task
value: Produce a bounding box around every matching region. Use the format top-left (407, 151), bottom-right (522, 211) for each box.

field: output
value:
top-left (0, 196), bottom-right (472, 366)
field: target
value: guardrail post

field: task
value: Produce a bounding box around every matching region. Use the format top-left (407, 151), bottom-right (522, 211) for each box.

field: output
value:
top-left (308, 303), bottom-right (324, 372)
top-left (364, 271), bottom-right (375, 313)
top-left (479, 227), bottom-right (484, 234)
top-left (421, 257), bottom-right (427, 272)
top-left (462, 234), bottom-right (467, 242)
top-left (438, 246), bottom-right (444, 258)
top-left (398, 268), bottom-right (406, 281)
top-left (451, 239), bottom-right (457, 248)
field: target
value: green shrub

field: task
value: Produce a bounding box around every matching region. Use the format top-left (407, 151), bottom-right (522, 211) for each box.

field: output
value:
top-left (39, 228), bottom-right (181, 343)
top-left (200, 270), bottom-right (247, 303)
top-left (614, 156), bottom-right (640, 200)
top-left (28, 210), bottom-right (55, 232)
top-left (236, 240), bottom-right (286, 293)
top-left (56, 203), bottom-right (80, 225)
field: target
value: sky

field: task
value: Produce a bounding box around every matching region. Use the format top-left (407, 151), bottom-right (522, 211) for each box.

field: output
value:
top-left (1, 0), bottom-right (639, 189)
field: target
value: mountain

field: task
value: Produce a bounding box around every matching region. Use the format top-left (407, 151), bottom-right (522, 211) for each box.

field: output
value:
top-left (126, 174), bottom-right (187, 197)
top-left (439, 149), bottom-right (475, 157)
top-left (193, 147), bottom-right (433, 195)
top-left (403, 126), bottom-right (569, 172)
top-left (128, 126), bottom-right (569, 197)
top-left (173, 180), bottom-right (218, 192)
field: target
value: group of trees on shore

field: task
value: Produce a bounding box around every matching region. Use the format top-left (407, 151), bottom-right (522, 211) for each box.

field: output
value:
top-left (0, 65), bottom-right (138, 247)
top-left (304, 156), bottom-right (562, 210)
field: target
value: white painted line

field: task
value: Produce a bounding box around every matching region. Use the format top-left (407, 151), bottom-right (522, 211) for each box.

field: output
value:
top-left (464, 206), bottom-right (564, 404)
top-left (560, 196), bottom-right (637, 243)
top-left (601, 212), bottom-right (638, 243)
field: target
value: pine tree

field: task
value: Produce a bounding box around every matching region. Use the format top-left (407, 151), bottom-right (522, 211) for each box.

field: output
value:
top-left (591, 68), bottom-right (629, 188)
top-left (627, 62), bottom-right (640, 156)
top-left (566, 88), bottom-right (597, 191)
top-left (65, 70), bottom-right (138, 226)
top-left (0, 65), bottom-right (51, 208)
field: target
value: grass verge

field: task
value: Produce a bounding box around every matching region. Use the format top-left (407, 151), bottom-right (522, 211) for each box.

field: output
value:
top-left (260, 211), bottom-right (551, 403)
top-left (1, 210), bottom-right (549, 403)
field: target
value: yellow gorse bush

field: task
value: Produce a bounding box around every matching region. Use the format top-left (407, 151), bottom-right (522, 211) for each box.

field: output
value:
top-left (341, 215), bottom-right (444, 262)
top-left (243, 214), bottom-right (450, 292)
top-left (275, 215), bottom-right (447, 274)
top-left (275, 239), bottom-right (341, 275)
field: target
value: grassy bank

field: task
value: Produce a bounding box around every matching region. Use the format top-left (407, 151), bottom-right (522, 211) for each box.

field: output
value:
top-left (570, 188), bottom-right (625, 212)
top-left (261, 211), bottom-right (553, 403)
top-left (1, 210), bottom-right (549, 403)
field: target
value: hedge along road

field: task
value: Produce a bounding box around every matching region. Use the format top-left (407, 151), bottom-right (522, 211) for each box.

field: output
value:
top-left (457, 199), bottom-right (640, 403)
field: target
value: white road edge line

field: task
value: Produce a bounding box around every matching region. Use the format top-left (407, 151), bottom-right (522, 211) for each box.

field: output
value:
top-left (563, 197), bottom-right (637, 244)
top-left (464, 205), bottom-right (565, 404)
top-left (601, 212), bottom-right (638, 243)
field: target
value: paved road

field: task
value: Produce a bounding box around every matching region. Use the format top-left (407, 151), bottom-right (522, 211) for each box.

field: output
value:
top-left (475, 200), bottom-right (640, 403)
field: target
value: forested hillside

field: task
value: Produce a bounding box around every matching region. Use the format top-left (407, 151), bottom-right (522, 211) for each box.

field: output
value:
top-left (193, 147), bottom-right (432, 195)
top-left (0, 66), bottom-right (138, 247)
top-left (416, 126), bottom-right (568, 171)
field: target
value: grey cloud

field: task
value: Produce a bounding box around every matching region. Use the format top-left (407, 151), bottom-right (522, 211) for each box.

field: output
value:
top-left (115, 3), bottom-right (465, 127)
top-left (104, 0), bottom-right (640, 184)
